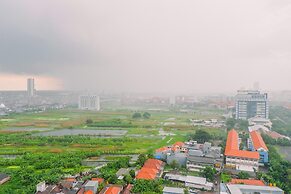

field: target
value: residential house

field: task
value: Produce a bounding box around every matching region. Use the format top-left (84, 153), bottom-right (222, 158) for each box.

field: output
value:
top-left (163, 186), bottom-right (184, 194)
top-left (136, 159), bottom-right (165, 180)
top-left (164, 174), bottom-right (213, 191)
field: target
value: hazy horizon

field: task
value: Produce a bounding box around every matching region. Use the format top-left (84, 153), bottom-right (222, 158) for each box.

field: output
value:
top-left (1, 0), bottom-right (291, 93)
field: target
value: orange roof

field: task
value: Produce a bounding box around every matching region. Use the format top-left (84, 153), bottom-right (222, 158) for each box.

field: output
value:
top-left (136, 167), bottom-right (158, 180)
top-left (225, 150), bottom-right (259, 159)
top-left (156, 147), bottom-right (170, 152)
top-left (84, 190), bottom-right (94, 194)
top-left (143, 159), bottom-right (163, 170)
top-left (250, 131), bottom-right (268, 151)
top-left (225, 129), bottom-right (239, 153)
top-left (171, 146), bottom-right (178, 152)
top-left (136, 159), bottom-right (164, 180)
top-left (105, 186), bottom-right (122, 194)
top-left (65, 178), bottom-right (76, 182)
top-left (230, 179), bottom-right (265, 186)
top-left (266, 131), bottom-right (283, 140)
top-left (92, 177), bottom-right (104, 183)
top-left (225, 129), bottom-right (259, 159)
top-left (173, 142), bottom-right (185, 147)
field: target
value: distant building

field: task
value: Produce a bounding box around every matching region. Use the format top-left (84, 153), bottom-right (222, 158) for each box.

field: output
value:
top-left (169, 96), bottom-right (176, 106)
top-left (78, 95), bottom-right (100, 111)
top-left (235, 90), bottom-right (269, 120)
top-left (27, 78), bottom-right (35, 97)
top-left (225, 129), bottom-right (259, 172)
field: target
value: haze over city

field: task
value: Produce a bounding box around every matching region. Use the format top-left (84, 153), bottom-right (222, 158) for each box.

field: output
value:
top-left (0, 0), bottom-right (291, 93)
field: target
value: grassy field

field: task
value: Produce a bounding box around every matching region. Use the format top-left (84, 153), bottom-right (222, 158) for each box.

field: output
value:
top-left (0, 106), bottom-right (226, 193)
top-left (0, 107), bottom-right (226, 154)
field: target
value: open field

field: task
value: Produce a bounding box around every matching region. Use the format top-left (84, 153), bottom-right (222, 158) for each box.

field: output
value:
top-left (0, 106), bottom-right (227, 193)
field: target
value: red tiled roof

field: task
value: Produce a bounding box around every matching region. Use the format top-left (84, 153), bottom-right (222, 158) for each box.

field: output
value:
top-left (173, 142), bottom-right (185, 147)
top-left (123, 184), bottom-right (133, 194)
top-left (225, 129), bottom-right (259, 159)
top-left (65, 178), bottom-right (76, 182)
top-left (250, 131), bottom-right (268, 151)
top-left (225, 129), bottom-right (239, 153)
top-left (105, 186), bottom-right (122, 194)
top-left (156, 147), bottom-right (170, 152)
top-left (143, 159), bottom-right (163, 170)
top-left (230, 179), bottom-right (265, 186)
top-left (84, 190), bottom-right (94, 194)
top-left (136, 167), bottom-right (158, 180)
top-left (92, 177), bottom-right (104, 183)
top-left (266, 131), bottom-right (283, 140)
top-left (136, 159), bottom-right (164, 180)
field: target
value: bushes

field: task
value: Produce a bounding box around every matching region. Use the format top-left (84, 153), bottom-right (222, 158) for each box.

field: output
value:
top-left (132, 179), bottom-right (163, 193)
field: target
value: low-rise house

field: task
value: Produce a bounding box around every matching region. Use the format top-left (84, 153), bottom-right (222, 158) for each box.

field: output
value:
top-left (155, 147), bottom-right (172, 160)
top-left (91, 177), bottom-right (104, 184)
top-left (115, 168), bottom-right (130, 180)
top-left (164, 174), bottom-right (213, 191)
top-left (225, 184), bottom-right (284, 194)
top-left (0, 173), bottom-right (10, 185)
top-left (167, 152), bottom-right (187, 167)
top-left (99, 185), bottom-right (123, 194)
top-left (136, 159), bottom-right (165, 180)
top-left (84, 180), bottom-right (98, 194)
top-left (123, 184), bottom-right (133, 194)
top-left (163, 186), bottom-right (184, 194)
top-left (186, 142), bottom-right (223, 171)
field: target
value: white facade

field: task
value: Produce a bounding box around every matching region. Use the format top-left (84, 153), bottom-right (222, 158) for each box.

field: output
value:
top-left (78, 95), bottom-right (100, 111)
top-left (235, 90), bottom-right (269, 120)
top-left (226, 184), bottom-right (284, 194)
top-left (225, 156), bottom-right (259, 172)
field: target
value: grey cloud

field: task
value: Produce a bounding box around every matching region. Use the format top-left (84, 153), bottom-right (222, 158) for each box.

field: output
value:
top-left (0, 0), bottom-right (291, 92)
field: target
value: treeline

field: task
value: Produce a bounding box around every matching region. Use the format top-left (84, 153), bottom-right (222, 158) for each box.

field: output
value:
top-left (0, 133), bottom-right (137, 146)
top-left (262, 133), bottom-right (291, 146)
top-left (86, 119), bottom-right (138, 128)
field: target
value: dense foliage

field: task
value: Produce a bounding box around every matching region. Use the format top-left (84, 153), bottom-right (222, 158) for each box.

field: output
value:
top-left (200, 166), bottom-right (217, 182)
top-left (0, 152), bottom-right (91, 193)
top-left (258, 146), bottom-right (291, 193)
top-left (189, 130), bottom-right (211, 143)
top-left (132, 179), bottom-right (164, 193)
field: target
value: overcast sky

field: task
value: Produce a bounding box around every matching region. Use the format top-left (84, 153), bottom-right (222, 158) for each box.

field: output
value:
top-left (0, 0), bottom-right (290, 93)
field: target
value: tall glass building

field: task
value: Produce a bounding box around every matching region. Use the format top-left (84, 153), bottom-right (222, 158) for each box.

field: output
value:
top-left (235, 90), bottom-right (269, 120)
